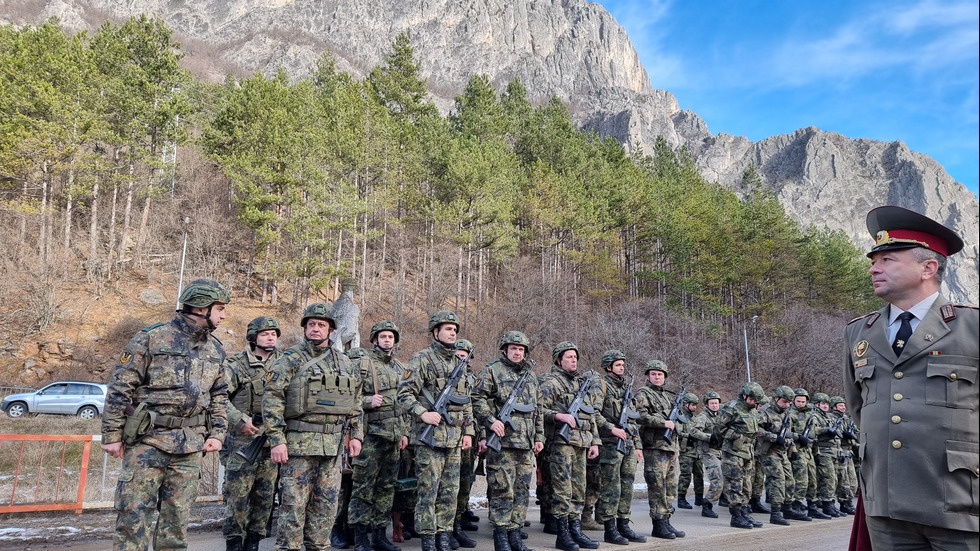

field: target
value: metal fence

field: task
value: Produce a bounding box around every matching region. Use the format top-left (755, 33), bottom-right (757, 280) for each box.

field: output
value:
top-left (0, 387), bottom-right (37, 401)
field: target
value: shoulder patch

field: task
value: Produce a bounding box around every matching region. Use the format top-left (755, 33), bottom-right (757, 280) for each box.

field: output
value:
top-left (263, 371), bottom-right (279, 384)
top-left (140, 322), bottom-right (166, 332)
top-left (403, 368), bottom-right (413, 380)
top-left (119, 351), bottom-right (133, 365)
top-left (846, 312), bottom-right (878, 326)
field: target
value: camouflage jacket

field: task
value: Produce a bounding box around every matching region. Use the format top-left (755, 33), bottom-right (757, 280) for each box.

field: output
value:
top-left (690, 408), bottom-right (723, 457)
top-left (355, 347), bottom-right (406, 442)
top-left (813, 407), bottom-right (842, 449)
top-left (397, 340), bottom-right (475, 448)
top-left (472, 357), bottom-right (544, 450)
top-left (634, 382), bottom-right (678, 452)
top-left (596, 373), bottom-right (641, 451)
top-left (538, 366), bottom-right (601, 449)
top-left (262, 340), bottom-right (363, 456)
top-left (224, 347), bottom-right (281, 450)
top-left (755, 401), bottom-right (793, 456)
top-left (717, 398), bottom-right (758, 460)
top-left (102, 313), bottom-right (228, 453)
top-left (676, 414), bottom-right (698, 458)
top-left (790, 404), bottom-right (818, 454)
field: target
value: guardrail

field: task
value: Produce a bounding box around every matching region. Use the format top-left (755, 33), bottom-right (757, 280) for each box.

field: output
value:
top-left (0, 387), bottom-right (37, 400)
top-left (0, 434), bottom-right (93, 514)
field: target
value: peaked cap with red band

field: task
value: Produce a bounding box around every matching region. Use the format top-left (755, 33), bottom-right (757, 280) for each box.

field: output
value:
top-left (866, 206), bottom-right (964, 258)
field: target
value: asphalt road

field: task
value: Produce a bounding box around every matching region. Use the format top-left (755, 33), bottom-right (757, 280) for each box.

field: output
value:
top-left (32, 499), bottom-right (852, 551)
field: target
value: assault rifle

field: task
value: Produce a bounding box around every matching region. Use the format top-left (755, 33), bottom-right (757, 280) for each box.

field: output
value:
top-left (798, 415), bottom-right (815, 446)
top-left (235, 413), bottom-right (267, 465)
top-left (662, 386), bottom-right (689, 445)
top-left (828, 414), bottom-right (845, 438)
top-left (775, 411), bottom-right (792, 446)
top-left (556, 376), bottom-right (595, 444)
top-left (842, 419), bottom-right (857, 441)
top-left (419, 356), bottom-right (472, 448)
top-left (486, 369), bottom-right (535, 452)
top-left (615, 374), bottom-right (640, 455)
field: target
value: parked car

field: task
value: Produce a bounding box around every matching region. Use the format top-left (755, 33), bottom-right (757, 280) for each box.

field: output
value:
top-left (2, 381), bottom-right (107, 419)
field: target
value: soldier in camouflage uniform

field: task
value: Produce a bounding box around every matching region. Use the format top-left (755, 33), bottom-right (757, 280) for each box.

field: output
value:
top-left (348, 321), bottom-right (408, 551)
top-left (688, 391), bottom-right (724, 518)
top-left (452, 339), bottom-right (480, 548)
top-left (675, 393), bottom-right (703, 510)
top-left (101, 279), bottom-right (230, 551)
top-left (262, 302), bottom-right (364, 551)
top-left (754, 385), bottom-right (805, 526)
top-left (594, 350), bottom-right (645, 546)
top-left (472, 331), bottom-right (544, 551)
top-left (634, 360), bottom-right (685, 540)
top-left (396, 310), bottom-right (475, 551)
top-left (829, 396), bottom-right (857, 515)
top-left (811, 392), bottom-right (842, 519)
top-left (785, 389), bottom-right (816, 521)
top-left (221, 316), bottom-right (282, 551)
top-left (717, 382), bottom-right (765, 530)
top-left (538, 341), bottom-right (601, 551)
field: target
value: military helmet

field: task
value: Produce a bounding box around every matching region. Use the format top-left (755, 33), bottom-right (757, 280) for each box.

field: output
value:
top-left (178, 279), bottom-right (231, 308)
top-left (830, 395), bottom-right (846, 406)
top-left (601, 350), bottom-right (626, 370)
top-left (683, 392), bottom-right (699, 404)
top-left (346, 346), bottom-right (368, 359)
top-left (552, 341), bottom-right (578, 365)
top-left (369, 320), bottom-right (400, 344)
top-left (774, 385), bottom-right (796, 400)
top-left (740, 381), bottom-right (766, 401)
top-left (644, 360), bottom-right (668, 375)
top-left (499, 331), bottom-right (531, 351)
top-left (247, 316), bottom-right (281, 342)
top-left (702, 390), bottom-right (722, 404)
top-left (812, 392), bottom-right (831, 404)
top-left (428, 310), bottom-right (460, 332)
top-left (301, 302), bottom-right (336, 328)
top-left (456, 339), bottom-right (475, 355)
top-left (794, 387), bottom-right (810, 398)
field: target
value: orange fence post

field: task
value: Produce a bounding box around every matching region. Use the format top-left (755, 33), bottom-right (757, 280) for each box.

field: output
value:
top-left (0, 434), bottom-right (94, 514)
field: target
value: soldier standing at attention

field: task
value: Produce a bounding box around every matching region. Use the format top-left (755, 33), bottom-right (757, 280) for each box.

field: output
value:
top-left (787, 389), bottom-right (820, 521)
top-left (843, 205), bottom-right (977, 551)
top-left (539, 341), bottom-right (601, 551)
top-left (472, 331), bottom-right (544, 551)
top-left (811, 392), bottom-right (842, 518)
top-left (594, 350), bottom-right (645, 546)
top-left (221, 316), bottom-right (282, 551)
top-left (452, 338), bottom-right (481, 549)
top-left (397, 310), bottom-right (475, 551)
top-left (689, 391), bottom-right (725, 519)
top-left (675, 392), bottom-right (703, 511)
top-left (101, 279), bottom-right (230, 551)
top-left (717, 382), bottom-right (765, 530)
top-left (348, 321), bottom-right (408, 551)
top-left (262, 302), bottom-right (364, 551)
top-left (634, 360), bottom-right (685, 540)
top-left (754, 385), bottom-right (799, 526)
top-left (828, 396), bottom-right (857, 516)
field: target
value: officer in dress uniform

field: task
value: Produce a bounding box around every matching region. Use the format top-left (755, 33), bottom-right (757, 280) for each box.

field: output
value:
top-left (843, 205), bottom-right (977, 551)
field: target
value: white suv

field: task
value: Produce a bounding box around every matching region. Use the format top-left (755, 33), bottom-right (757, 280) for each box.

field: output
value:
top-left (2, 382), bottom-right (107, 419)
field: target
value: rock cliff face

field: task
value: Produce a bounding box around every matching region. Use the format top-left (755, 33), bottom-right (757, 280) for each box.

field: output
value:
top-left (6, 0), bottom-right (978, 302)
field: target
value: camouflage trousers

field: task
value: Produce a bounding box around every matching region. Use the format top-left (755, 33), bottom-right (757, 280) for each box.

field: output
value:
top-left (275, 454), bottom-right (343, 551)
top-left (805, 449), bottom-right (818, 501)
top-left (836, 454), bottom-right (856, 501)
top-left (789, 449), bottom-right (810, 503)
top-left (814, 445), bottom-right (839, 501)
top-left (758, 452), bottom-right (794, 507)
top-left (677, 453), bottom-right (704, 499)
top-left (721, 452), bottom-right (754, 507)
top-left (414, 444), bottom-right (462, 534)
top-left (546, 442), bottom-right (587, 518)
top-left (113, 443), bottom-right (203, 551)
top-left (487, 447), bottom-right (534, 530)
top-left (456, 446), bottom-right (475, 520)
top-left (697, 451), bottom-right (724, 503)
top-left (585, 453), bottom-right (600, 509)
top-left (221, 447), bottom-right (278, 539)
top-left (641, 448), bottom-right (678, 519)
top-left (349, 433), bottom-right (400, 527)
top-left (751, 456), bottom-right (764, 499)
top-left (538, 453), bottom-right (553, 516)
top-left (596, 443), bottom-right (637, 521)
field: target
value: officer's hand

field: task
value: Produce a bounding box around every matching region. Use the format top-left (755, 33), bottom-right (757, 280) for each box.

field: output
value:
top-left (533, 441), bottom-right (544, 455)
top-left (555, 413), bottom-right (577, 428)
top-left (271, 443), bottom-right (289, 463)
top-left (371, 394), bottom-right (384, 409)
top-left (102, 442), bottom-right (124, 459)
top-left (399, 436), bottom-right (409, 450)
top-left (490, 420), bottom-right (506, 437)
top-left (348, 438), bottom-right (362, 457)
top-left (421, 411), bottom-right (442, 425)
top-left (241, 418), bottom-right (259, 436)
top-left (611, 427), bottom-right (628, 441)
top-left (462, 435), bottom-right (473, 450)
top-left (587, 445), bottom-right (599, 459)
top-left (663, 420), bottom-right (675, 430)
top-left (203, 438), bottom-right (222, 453)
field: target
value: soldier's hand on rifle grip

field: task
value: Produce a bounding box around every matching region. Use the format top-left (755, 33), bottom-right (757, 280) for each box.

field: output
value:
top-left (203, 438), bottom-right (222, 453)
top-left (348, 438), bottom-right (362, 457)
top-left (371, 394), bottom-right (384, 408)
top-left (663, 420), bottom-right (675, 430)
top-left (611, 427), bottom-right (629, 441)
top-left (271, 443), bottom-right (289, 463)
top-left (555, 412), bottom-right (577, 428)
top-left (490, 420), bottom-right (506, 437)
top-left (421, 411), bottom-right (442, 425)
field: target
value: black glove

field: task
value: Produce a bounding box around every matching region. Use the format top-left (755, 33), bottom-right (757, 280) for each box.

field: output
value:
top-left (709, 434), bottom-right (720, 446)
top-left (775, 435), bottom-right (786, 446)
top-left (843, 430), bottom-right (856, 440)
top-left (789, 452), bottom-right (800, 461)
top-left (798, 435), bottom-right (811, 446)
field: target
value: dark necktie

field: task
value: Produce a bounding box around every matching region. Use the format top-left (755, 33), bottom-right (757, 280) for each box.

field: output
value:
top-left (892, 312), bottom-right (915, 357)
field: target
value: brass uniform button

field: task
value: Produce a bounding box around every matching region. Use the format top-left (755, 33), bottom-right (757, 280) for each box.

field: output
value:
top-left (893, 393), bottom-right (903, 401)
top-left (891, 440), bottom-right (902, 449)
top-left (894, 371), bottom-right (904, 379)
top-left (891, 415), bottom-right (901, 424)
top-left (950, 373), bottom-right (958, 380)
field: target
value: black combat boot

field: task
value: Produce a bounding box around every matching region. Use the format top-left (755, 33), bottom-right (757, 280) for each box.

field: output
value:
top-left (769, 509), bottom-right (790, 526)
top-left (602, 519), bottom-right (628, 545)
top-left (729, 507), bottom-right (753, 529)
top-left (420, 534), bottom-right (437, 551)
top-left (352, 524), bottom-right (373, 551)
top-left (492, 526), bottom-right (512, 551)
top-left (718, 493), bottom-right (730, 507)
top-left (243, 532), bottom-right (263, 551)
top-left (331, 525), bottom-right (351, 549)
top-left (568, 518), bottom-right (599, 549)
top-left (783, 503), bottom-right (810, 521)
top-left (808, 499), bottom-right (831, 519)
top-left (822, 500), bottom-right (841, 518)
top-left (452, 521), bottom-right (476, 548)
top-left (664, 516), bottom-right (685, 538)
top-left (436, 531), bottom-right (454, 551)
top-left (650, 518), bottom-right (676, 539)
top-left (459, 516), bottom-right (478, 531)
top-left (741, 506), bottom-right (763, 527)
top-left (373, 525), bottom-right (400, 551)
top-left (676, 495), bottom-right (693, 509)
top-left (555, 517), bottom-right (580, 551)
top-left (509, 529), bottom-right (534, 551)
top-left (462, 509), bottom-right (480, 524)
top-left (226, 536), bottom-right (244, 551)
top-left (839, 499), bottom-right (856, 515)
top-left (749, 496), bottom-right (770, 514)
top-left (701, 501), bottom-right (719, 518)
top-left (402, 513), bottom-right (420, 539)
top-left (616, 518), bottom-right (646, 543)
top-left (447, 530), bottom-right (459, 550)
top-left (694, 494), bottom-right (704, 506)
top-left (542, 513), bottom-right (559, 535)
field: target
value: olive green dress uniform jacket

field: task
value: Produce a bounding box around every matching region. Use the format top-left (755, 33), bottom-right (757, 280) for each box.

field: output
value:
top-left (472, 358), bottom-right (544, 449)
top-left (102, 313), bottom-right (228, 453)
top-left (843, 296), bottom-right (979, 533)
top-left (397, 341), bottom-right (476, 447)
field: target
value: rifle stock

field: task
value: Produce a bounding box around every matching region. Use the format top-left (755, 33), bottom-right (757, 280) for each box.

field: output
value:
top-left (235, 433), bottom-right (268, 465)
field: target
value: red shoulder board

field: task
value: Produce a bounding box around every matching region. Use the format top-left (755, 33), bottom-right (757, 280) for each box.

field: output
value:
top-left (847, 312), bottom-right (878, 326)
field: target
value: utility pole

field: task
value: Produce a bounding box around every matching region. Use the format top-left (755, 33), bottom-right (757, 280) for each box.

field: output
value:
top-left (743, 315), bottom-right (759, 382)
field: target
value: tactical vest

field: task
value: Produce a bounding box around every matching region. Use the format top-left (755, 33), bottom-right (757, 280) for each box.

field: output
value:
top-left (284, 349), bottom-right (358, 419)
top-left (229, 352), bottom-right (268, 416)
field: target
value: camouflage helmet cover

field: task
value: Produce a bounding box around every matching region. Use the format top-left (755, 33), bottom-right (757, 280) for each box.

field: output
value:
top-left (301, 302), bottom-right (336, 328)
top-left (455, 339), bottom-right (475, 355)
top-left (552, 341), bottom-right (578, 365)
top-left (247, 316), bottom-right (281, 341)
top-left (499, 331), bottom-right (531, 351)
top-left (644, 360), bottom-right (668, 375)
top-left (178, 279), bottom-right (231, 308)
top-left (369, 320), bottom-right (400, 344)
top-left (428, 310), bottom-right (461, 332)
top-left (812, 392), bottom-right (831, 404)
top-left (830, 395), bottom-right (846, 406)
top-left (346, 346), bottom-right (368, 359)
top-left (774, 385), bottom-right (796, 400)
top-left (601, 349), bottom-right (626, 369)
top-left (683, 392), bottom-right (699, 404)
top-left (702, 390), bottom-right (722, 404)
top-left (794, 387), bottom-right (810, 398)
top-left (740, 381), bottom-right (766, 401)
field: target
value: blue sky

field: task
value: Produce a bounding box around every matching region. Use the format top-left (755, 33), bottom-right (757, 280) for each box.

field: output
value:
top-left (596, 0), bottom-right (980, 196)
